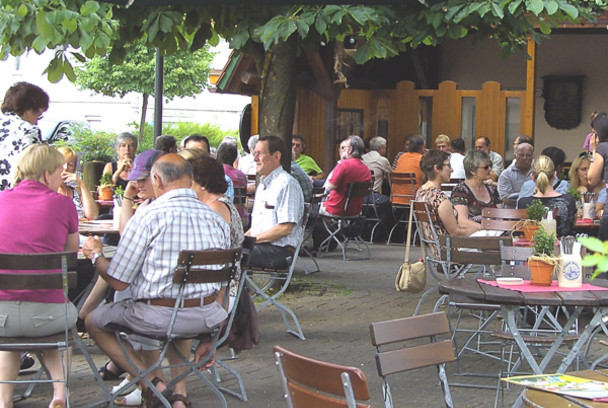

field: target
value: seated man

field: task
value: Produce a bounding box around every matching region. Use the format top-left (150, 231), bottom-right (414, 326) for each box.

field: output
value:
top-left (247, 135), bottom-right (304, 270)
top-left (519, 146), bottom-right (569, 199)
top-left (320, 135), bottom-right (372, 216)
top-left (475, 136), bottom-right (504, 181)
top-left (498, 142), bottom-right (534, 207)
top-left (362, 136), bottom-right (391, 205)
top-left (82, 153), bottom-right (231, 408)
top-left (292, 134), bottom-right (325, 181)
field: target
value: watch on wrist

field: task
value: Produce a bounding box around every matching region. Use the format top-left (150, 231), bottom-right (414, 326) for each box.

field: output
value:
top-left (91, 252), bottom-right (103, 265)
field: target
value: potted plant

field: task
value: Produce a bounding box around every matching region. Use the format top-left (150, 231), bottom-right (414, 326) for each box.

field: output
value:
top-left (54, 127), bottom-right (115, 192)
top-left (521, 199), bottom-right (547, 241)
top-left (98, 173), bottom-right (114, 201)
top-left (528, 227), bottom-right (558, 286)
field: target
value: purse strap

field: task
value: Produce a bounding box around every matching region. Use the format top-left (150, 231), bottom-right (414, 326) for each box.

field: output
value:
top-left (404, 202), bottom-right (425, 263)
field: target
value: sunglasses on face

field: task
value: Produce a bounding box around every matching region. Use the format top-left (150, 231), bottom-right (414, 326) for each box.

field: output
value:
top-left (478, 164), bottom-right (491, 170)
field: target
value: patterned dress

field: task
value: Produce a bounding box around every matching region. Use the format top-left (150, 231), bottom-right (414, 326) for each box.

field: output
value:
top-left (0, 112), bottom-right (41, 191)
top-left (217, 195), bottom-right (245, 300)
top-left (451, 181), bottom-right (500, 223)
top-left (414, 186), bottom-right (458, 260)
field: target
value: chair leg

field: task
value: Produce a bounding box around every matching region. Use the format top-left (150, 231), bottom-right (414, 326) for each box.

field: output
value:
top-left (212, 358), bottom-right (249, 401)
top-left (300, 247), bottom-right (320, 275)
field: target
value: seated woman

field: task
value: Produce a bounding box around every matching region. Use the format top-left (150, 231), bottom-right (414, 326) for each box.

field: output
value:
top-left (102, 132), bottom-right (138, 190)
top-left (569, 152), bottom-right (603, 195)
top-left (451, 150), bottom-right (500, 225)
top-left (517, 155), bottom-right (576, 237)
top-left (0, 144), bottom-right (79, 408)
top-left (57, 147), bottom-right (98, 220)
top-left (414, 149), bottom-right (481, 258)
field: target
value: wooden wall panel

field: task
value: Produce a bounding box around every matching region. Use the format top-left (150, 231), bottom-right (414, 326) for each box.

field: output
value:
top-left (294, 88), bottom-right (326, 169)
top-left (391, 81), bottom-right (419, 162)
top-left (432, 81), bottom-right (462, 142)
top-left (476, 81), bottom-right (503, 149)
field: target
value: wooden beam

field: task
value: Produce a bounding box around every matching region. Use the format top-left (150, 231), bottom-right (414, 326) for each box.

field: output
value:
top-left (304, 48), bottom-right (335, 102)
top-left (523, 36), bottom-right (536, 138)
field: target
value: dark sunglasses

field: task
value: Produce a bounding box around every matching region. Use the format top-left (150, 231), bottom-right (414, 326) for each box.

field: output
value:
top-left (579, 151), bottom-right (592, 158)
top-left (478, 164), bottom-right (491, 170)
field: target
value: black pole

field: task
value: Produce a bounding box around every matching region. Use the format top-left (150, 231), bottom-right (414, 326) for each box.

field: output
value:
top-left (154, 48), bottom-right (164, 141)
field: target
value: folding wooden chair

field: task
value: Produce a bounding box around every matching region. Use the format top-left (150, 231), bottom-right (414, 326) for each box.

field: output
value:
top-left (273, 345), bottom-right (371, 408)
top-left (386, 172), bottom-right (417, 244)
top-left (246, 204), bottom-right (312, 340)
top-left (88, 247), bottom-right (244, 408)
top-left (370, 312), bottom-right (455, 408)
top-left (481, 208), bottom-right (528, 232)
top-left (318, 182), bottom-right (371, 261)
top-left (0, 251), bottom-right (101, 407)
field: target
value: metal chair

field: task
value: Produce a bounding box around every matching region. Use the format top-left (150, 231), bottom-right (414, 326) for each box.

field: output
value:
top-left (362, 172), bottom-right (390, 243)
top-left (0, 251), bottom-right (101, 407)
top-left (386, 172), bottom-right (417, 244)
top-left (89, 247), bottom-right (244, 408)
top-left (273, 345), bottom-right (371, 408)
top-left (318, 182), bottom-right (371, 261)
top-left (246, 204), bottom-right (312, 340)
top-left (370, 311), bottom-right (455, 408)
top-left (299, 187), bottom-right (324, 275)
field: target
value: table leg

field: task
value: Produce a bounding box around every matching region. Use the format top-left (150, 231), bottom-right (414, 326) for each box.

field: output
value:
top-left (558, 306), bottom-right (608, 373)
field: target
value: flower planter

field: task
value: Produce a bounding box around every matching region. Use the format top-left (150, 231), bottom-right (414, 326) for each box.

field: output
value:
top-left (522, 224), bottom-right (540, 241)
top-left (528, 259), bottom-right (555, 286)
top-left (98, 187), bottom-right (113, 201)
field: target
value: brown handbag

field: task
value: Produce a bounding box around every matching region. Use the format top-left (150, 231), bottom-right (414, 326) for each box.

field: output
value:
top-left (395, 204), bottom-right (426, 293)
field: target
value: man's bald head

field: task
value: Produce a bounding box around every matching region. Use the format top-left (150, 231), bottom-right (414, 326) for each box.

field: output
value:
top-left (151, 153), bottom-right (193, 195)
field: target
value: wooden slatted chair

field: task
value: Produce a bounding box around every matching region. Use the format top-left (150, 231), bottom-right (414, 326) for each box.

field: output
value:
top-left (89, 247), bottom-right (244, 408)
top-left (0, 252), bottom-right (104, 405)
top-left (370, 312), bottom-right (455, 408)
top-left (273, 345), bottom-right (371, 408)
top-left (387, 172), bottom-right (417, 244)
top-left (481, 208), bottom-right (528, 232)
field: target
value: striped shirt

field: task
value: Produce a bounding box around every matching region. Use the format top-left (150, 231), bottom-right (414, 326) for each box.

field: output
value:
top-left (108, 188), bottom-right (231, 300)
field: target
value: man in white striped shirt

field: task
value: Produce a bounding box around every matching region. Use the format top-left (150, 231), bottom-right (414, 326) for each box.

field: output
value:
top-left (82, 153), bottom-right (230, 406)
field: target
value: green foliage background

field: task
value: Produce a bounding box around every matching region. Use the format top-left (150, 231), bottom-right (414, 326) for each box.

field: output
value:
top-left (128, 121), bottom-right (238, 151)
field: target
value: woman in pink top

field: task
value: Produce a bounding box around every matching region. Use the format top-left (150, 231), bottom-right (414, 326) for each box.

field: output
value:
top-left (0, 144), bottom-right (79, 408)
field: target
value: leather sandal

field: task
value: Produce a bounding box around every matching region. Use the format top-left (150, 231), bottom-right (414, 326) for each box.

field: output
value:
top-left (142, 377), bottom-right (172, 408)
top-left (169, 394), bottom-right (192, 408)
top-left (98, 360), bottom-right (125, 381)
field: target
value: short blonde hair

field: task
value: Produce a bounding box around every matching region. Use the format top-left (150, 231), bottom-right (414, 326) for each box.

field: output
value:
top-left (13, 144), bottom-right (64, 186)
top-left (57, 146), bottom-right (77, 166)
top-left (177, 147), bottom-right (208, 162)
top-left (434, 134), bottom-right (450, 146)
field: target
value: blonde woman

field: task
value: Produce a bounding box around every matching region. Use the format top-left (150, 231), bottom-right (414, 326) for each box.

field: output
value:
top-left (0, 144), bottom-right (78, 408)
top-left (57, 147), bottom-right (98, 220)
top-left (517, 155), bottom-right (576, 237)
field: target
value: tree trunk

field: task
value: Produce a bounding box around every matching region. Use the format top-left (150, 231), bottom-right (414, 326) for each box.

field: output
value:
top-left (257, 37), bottom-right (297, 171)
top-left (139, 93), bottom-right (149, 145)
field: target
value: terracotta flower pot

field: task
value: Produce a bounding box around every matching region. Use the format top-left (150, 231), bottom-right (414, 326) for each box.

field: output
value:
top-left (98, 186), bottom-right (114, 201)
top-left (522, 224), bottom-right (540, 241)
top-left (528, 259), bottom-right (555, 286)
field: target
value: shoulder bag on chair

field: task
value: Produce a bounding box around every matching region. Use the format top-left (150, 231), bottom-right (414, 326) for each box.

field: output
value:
top-left (395, 204), bottom-right (426, 293)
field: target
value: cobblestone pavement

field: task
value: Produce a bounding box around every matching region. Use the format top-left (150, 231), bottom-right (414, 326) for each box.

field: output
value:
top-left (12, 244), bottom-right (604, 407)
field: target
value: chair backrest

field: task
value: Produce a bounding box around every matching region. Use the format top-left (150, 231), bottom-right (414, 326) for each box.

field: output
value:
top-left (441, 178), bottom-right (462, 195)
top-left (439, 235), bottom-right (512, 267)
top-left (500, 243), bottom-right (534, 266)
top-left (273, 345), bottom-right (371, 408)
top-left (233, 186), bottom-right (247, 207)
top-left (481, 208), bottom-right (528, 231)
top-left (369, 312), bottom-right (455, 407)
top-left (411, 201), bottom-right (442, 261)
top-left (173, 248), bottom-right (243, 286)
top-left (341, 182), bottom-right (371, 216)
top-left (0, 252), bottom-right (78, 292)
top-left (389, 172), bottom-right (416, 205)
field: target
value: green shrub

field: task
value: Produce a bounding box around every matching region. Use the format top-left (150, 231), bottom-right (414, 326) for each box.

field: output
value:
top-left (53, 125), bottom-right (115, 165)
